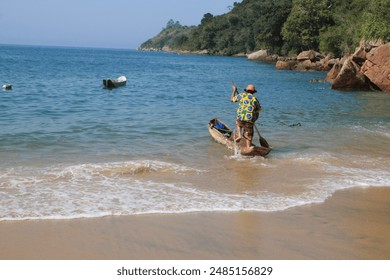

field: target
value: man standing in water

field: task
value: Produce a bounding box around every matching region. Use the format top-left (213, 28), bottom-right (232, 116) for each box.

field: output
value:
top-left (230, 83), bottom-right (261, 149)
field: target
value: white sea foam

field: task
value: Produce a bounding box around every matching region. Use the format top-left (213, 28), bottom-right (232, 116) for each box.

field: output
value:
top-left (0, 160), bottom-right (313, 220)
top-left (1, 157), bottom-right (389, 221)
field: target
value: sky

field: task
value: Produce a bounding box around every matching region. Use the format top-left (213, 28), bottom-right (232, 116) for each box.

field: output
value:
top-left (0, 0), bottom-right (241, 49)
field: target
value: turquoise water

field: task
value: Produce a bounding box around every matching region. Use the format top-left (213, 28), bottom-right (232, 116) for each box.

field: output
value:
top-left (1, 45), bottom-right (390, 220)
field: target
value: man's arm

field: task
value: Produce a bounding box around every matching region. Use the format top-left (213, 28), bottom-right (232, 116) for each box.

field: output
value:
top-left (230, 84), bottom-right (238, 102)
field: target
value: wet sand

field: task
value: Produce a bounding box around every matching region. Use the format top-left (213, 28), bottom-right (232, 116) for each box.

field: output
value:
top-left (1, 187), bottom-right (389, 260)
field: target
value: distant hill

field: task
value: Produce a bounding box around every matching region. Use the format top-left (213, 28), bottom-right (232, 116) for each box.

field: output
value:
top-left (139, 0), bottom-right (389, 57)
top-left (139, 20), bottom-right (196, 52)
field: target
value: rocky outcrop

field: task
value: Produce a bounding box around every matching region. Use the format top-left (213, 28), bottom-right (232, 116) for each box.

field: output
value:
top-left (249, 41), bottom-right (389, 92)
top-left (274, 50), bottom-right (333, 71)
top-left (361, 43), bottom-right (390, 92)
top-left (275, 59), bottom-right (297, 70)
top-left (247, 50), bottom-right (278, 62)
top-left (297, 50), bottom-right (320, 62)
top-left (247, 50), bottom-right (268, 60)
top-left (326, 41), bottom-right (390, 92)
top-left (325, 57), bottom-right (343, 82)
top-left (331, 57), bottom-right (369, 90)
top-left (161, 46), bottom-right (209, 55)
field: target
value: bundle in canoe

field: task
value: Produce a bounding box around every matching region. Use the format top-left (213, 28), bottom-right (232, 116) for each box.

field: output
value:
top-left (208, 118), bottom-right (271, 157)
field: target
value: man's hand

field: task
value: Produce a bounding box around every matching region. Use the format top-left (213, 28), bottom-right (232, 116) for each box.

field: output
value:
top-left (230, 84), bottom-right (238, 102)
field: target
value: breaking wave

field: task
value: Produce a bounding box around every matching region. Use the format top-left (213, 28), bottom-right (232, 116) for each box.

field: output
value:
top-left (1, 156), bottom-right (389, 221)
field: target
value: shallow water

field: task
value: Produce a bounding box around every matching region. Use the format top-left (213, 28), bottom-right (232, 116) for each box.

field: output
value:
top-left (1, 45), bottom-right (389, 220)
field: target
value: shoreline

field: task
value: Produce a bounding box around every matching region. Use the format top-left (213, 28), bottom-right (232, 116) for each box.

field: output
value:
top-left (1, 187), bottom-right (389, 260)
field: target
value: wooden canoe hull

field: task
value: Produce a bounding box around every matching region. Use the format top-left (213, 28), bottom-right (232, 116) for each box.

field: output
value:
top-left (208, 118), bottom-right (271, 157)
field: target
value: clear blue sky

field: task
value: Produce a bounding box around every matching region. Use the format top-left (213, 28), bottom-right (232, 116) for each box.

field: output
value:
top-left (0, 0), bottom-right (240, 49)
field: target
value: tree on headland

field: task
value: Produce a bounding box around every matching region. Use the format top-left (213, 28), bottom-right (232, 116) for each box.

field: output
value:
top-left (165, 19), bottom-right (182, 29)
top-left (139, 0), bottom-right (389, 57)
top-left (139, 19), bottom-right (195, 50)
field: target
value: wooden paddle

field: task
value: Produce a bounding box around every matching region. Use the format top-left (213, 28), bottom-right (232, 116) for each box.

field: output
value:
top-left (254, 123), bottom-right (270, 148)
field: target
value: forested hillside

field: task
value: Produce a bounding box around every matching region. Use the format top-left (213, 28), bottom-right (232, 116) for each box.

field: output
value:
top-left (139, 0), bottom-right (390, 57)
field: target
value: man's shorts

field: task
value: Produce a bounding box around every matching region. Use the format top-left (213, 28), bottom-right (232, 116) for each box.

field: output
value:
top-left (236, 119), bottom-right (254, 140)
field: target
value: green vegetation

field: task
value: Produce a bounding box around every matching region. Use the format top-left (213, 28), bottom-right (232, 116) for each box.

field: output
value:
top-left (140, 20), bottom-right (196, 50)
top-left (360, 0), bottom-right (390, 42)
top-left (139, 0), bottom-right (390, 57)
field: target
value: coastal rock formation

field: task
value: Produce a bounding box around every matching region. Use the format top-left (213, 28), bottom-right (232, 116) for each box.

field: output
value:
top-left (297, 50), bottom-right (320, 62)
top-left (325, 58), bottom-right (343, 82)
top-left (331, 57), bottom-right (369, 90)
top-left (326, 41), bottom-right (390, 92)
top-left (361, 43), bottom-right (390, 92)
top-left (275, 50), bottom-right (332, 71)
top-left (271, 41), bottom-right (389, 93)
top-left (247, 49), bottom-right (278, 62)
top-left (247, 50), bottom-right (268, 60)
top-left (275, 59), bottom-right (297, 70)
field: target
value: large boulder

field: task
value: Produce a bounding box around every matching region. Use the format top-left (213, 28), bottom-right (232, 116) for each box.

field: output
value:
top-left (325, 56), bottom-right (346, 82)
top-left (351, 40), bottom-right (368, 65)
top-left (325, 61), bottom-right (342, 82)
top-left (247, 50), bottom-right (278, 62)
top-left (297, 50), bottom-right (322, 62)
top-left (296, 60), bottom-right (327, 71)
top-left (325, 57), bottom-right (339, 69)
top-left (247, 50), bottom-right (268, 60)
top-left (331, 57), bottom-right (369, 90)
top-left (275, 59), bottom-right (297, 70)
top-left (326, 41), bottom-right (390, 92)
top-left (361, 42), bottom-right (390, 92)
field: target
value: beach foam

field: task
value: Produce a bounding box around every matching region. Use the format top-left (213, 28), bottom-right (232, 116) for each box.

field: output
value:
top-left (1, 156), bottom-right (389, 221)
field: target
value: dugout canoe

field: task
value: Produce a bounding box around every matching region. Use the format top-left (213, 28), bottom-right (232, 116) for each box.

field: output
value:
top-left (208, 118), bottom-right (271, 157)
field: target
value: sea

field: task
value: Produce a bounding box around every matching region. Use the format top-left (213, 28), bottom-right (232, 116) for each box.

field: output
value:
top-left (1, 44), bottom-right (389, 221)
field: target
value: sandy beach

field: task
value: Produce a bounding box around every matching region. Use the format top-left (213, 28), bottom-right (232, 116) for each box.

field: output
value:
top-left (1, 187), bottom-right (389, 260)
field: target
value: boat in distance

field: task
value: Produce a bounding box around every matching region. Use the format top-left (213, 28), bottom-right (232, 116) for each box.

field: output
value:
top-left (2, 84), bottom-right (12, 90)
top-left (103, 75), bottom-right (127, 89)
